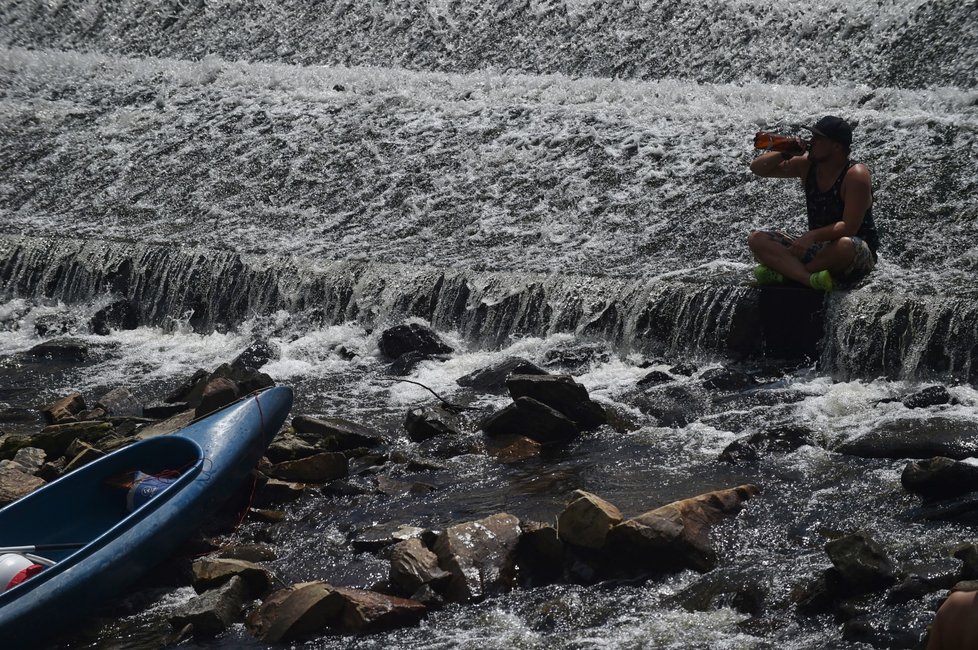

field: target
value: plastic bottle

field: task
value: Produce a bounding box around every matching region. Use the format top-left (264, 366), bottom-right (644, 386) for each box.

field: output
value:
top-left (753, 132), bottom-right (807, 155)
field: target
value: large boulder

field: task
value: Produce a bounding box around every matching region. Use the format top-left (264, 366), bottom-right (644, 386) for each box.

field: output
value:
top-left (0, 464), bottom-right (46, 506)
top-left (90, 299), bottom-right (139, 335)
top-left (379, 323), bottom-right (453, 360)
top-left (479, 397), bottom-right (579, 445)
top-left (557, 490), bottom-right (623, 549)
top-left (506, 374), bottom-right (606, 430)
top-left (902, 457), bottom-right (978, 499)
top-left (607, 484), bottom-right (761, 573)
top-left (456, 357), bottom-right (548, 393)
top-left (231, 340), bottom-right (278, 372)
top-left (292, 416), bottom-right (383, 450)
top-left (837, 417), bottom-right (978, 459)
top-left (433, 513), bottom-right (522, 603)
top-left (389, 538), bottom-right (452, 594)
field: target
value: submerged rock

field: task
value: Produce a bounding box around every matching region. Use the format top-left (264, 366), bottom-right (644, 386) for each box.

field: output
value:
top-left (673, 566), bottom-right (769, 616)
top-left (456, 357), bottom-right (547, 393)
top-left (26, 338), bottom-right (89, 361)
top-left (838, 417), bottom-right (978, 459)
top-left (902, 456), bottom-right (978, 498)
top-left (191, 558), bottom-right (274, 598)
top-left (90, 299), bottom-right (139, 335)
top-left (903, 385), bottom-right (951, 409)
top-left (433, 513), bottom-right (522, 603)
top-left (700, 366), bottom-right (757, 392)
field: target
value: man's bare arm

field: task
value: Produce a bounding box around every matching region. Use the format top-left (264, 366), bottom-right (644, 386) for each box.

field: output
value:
top-left (750, 151), bottom-right (808, 178)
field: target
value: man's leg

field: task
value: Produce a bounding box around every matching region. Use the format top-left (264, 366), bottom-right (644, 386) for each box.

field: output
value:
top-left (803, 237), bottom-right (858, 275)
top-left (747, 230), bottom-right (814, 286)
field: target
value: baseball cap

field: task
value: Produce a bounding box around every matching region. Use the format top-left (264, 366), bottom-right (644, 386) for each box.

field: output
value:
top-left (802, 115), bottom-right (853, 147)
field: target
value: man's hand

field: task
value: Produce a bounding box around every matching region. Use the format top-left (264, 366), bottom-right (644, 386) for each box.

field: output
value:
top-left (789, 231), bottom-right (817, 257)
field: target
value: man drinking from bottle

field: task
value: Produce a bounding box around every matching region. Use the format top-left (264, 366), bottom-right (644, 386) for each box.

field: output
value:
top-left (747, 115), bottom-right (880, 292)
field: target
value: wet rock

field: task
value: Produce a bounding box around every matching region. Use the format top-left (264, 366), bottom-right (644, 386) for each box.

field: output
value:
top-left (886, 558), bottom-right (960, 603)
top-left (637, 370), bottom-right (673, 387)
top-left (0, 407), bottom-right (38, 424)
top-left (903, 385), bottom-right (951, 409)
top-left (557, 490), bottom-right (623, 550)
top-left (329, 587), bottom-right (427, 632)
top-left (26, 338), bottom-right (89, 362)
top-left (352, 523), bottom-right (426, 553)
top-left (0, 463), bottom-right (46, 505)
top-left (135, 410), bottom-right (195, 440)
top-left (292, 415), bottom-right (383, 450)
top-left (90, 300), bottom-right (139, 335)
top-left (63, 441), bottom-right (105, 473)
top-left (902, 457), bottom-right (978, 499)
top-left (192, 558), bottom-right (274, 598)
top-left (253, 478), bottom-right (305, 507)
top-left (265, 452), bottom-right (349, 483)
top-left (266, 432), bottom-right (318, 463)
top-left (479, 397), bottom-right (579, 445)
top-left (506, 374), bottom-right (606, 431)
top-left (388, 351), bottom-right (433, 376)
top-left (143, 401), bottom-right (189, 419)
top-left (700, 366), bottom-right (758, 392)
top-left (954, 543), bottom-right (978, 579)
top-left (194, 377), bottom-right (239, 418)
top-left (164, 369), bottom-right (210, 405)
top-left (1, 421), bottom-right (113, 459)
top-left (247, 582), bottom-right (425, 641)
top-left (837, 417), bottom-right (978, 459)
top-left (39, 392), bottom-right (86, 424)
top-left (408, 584), bottom-right (445, 610)
top-left (10, 447), bottom-right (45, 474)
top-left (212, 362), bottom-right (275, 396)
top-left (669, 362), bottom-right (698, 376)
top-left (483, 434), bottom-right (541, 462)
top-left (320, 477), bottom-right (374, 498)
top-left (825, 532), bottom-right (897, 594)
top-left (390, 538), bottom-right (452, 594)
top-left (249, 508), bottom-right (286, 524)
top-left (379, 323), bottom-right (453, 360)
top-left (542, 345), bottom-right (611, 372)
top-left (456, 357), bottom-right (547, 393)
top-left (231, 339), bottom-right (277, 372)
top-left (34, 312), bottom-right (78, 337)
top-left (517, 521), bottom-right (564, 584)
top-left (673, 567), bottom-right (769, 616)
top-left (36, 458), bottom-right (65, 482)
top-left (170, 575), bottom-right (247, 638)
top-left (376, 475), bottom-right (436, 496)
top-left (75, 407), bottom-right (107, 421)
top-left (216, 543), bottom-right (277, 563)
top-left (607, 484), bottom-right (761, 574)
top-left (247, 581), bottom-right (341, 643)
top-left (433, 513), bottom-right (522, 603)
top-left (96, 387), bottom-right (143, 417)
top-left (404, 406), bottom-right (460, 442)
top-left (720, 423), bottom-right (815, 462)
top-left (633, 383), bottom-right (707, 428)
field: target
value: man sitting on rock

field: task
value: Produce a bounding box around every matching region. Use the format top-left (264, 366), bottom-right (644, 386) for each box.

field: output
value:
top-left (927, 589), bottom-right (978, 650)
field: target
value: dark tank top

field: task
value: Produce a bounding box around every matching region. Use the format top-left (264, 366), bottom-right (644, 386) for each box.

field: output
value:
top-left (805, 161), bottom-right (879, 258)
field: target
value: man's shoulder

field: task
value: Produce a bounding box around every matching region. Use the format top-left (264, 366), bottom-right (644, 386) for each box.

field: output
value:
top-left (845, 163), bottom-right (872, 185)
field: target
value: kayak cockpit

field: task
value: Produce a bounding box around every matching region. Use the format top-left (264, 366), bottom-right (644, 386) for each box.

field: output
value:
top-left (0, 436), bottom-right (203, 594)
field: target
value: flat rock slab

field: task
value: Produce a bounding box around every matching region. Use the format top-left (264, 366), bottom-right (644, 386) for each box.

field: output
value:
top-left (838, 417), bottom-right (978, 459)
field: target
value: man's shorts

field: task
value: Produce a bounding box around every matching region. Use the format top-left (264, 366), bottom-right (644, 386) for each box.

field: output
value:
top-left (765, 231), bottom-right (877, 283)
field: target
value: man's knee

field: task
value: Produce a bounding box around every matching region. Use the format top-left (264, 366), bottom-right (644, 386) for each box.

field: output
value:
top-left (747, 230), bottom-right (768, 252)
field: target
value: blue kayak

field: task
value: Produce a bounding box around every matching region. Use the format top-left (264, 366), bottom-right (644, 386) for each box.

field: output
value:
top-left (0, 385), bottom-right (293, 647)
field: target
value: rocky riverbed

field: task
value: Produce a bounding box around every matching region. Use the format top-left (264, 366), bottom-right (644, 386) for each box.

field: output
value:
top-left (3, 320), bottom-right (978, 648)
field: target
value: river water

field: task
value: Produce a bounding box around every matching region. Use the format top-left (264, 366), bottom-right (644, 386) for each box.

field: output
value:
top-left (1, 1), bottom-right (977, 648)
